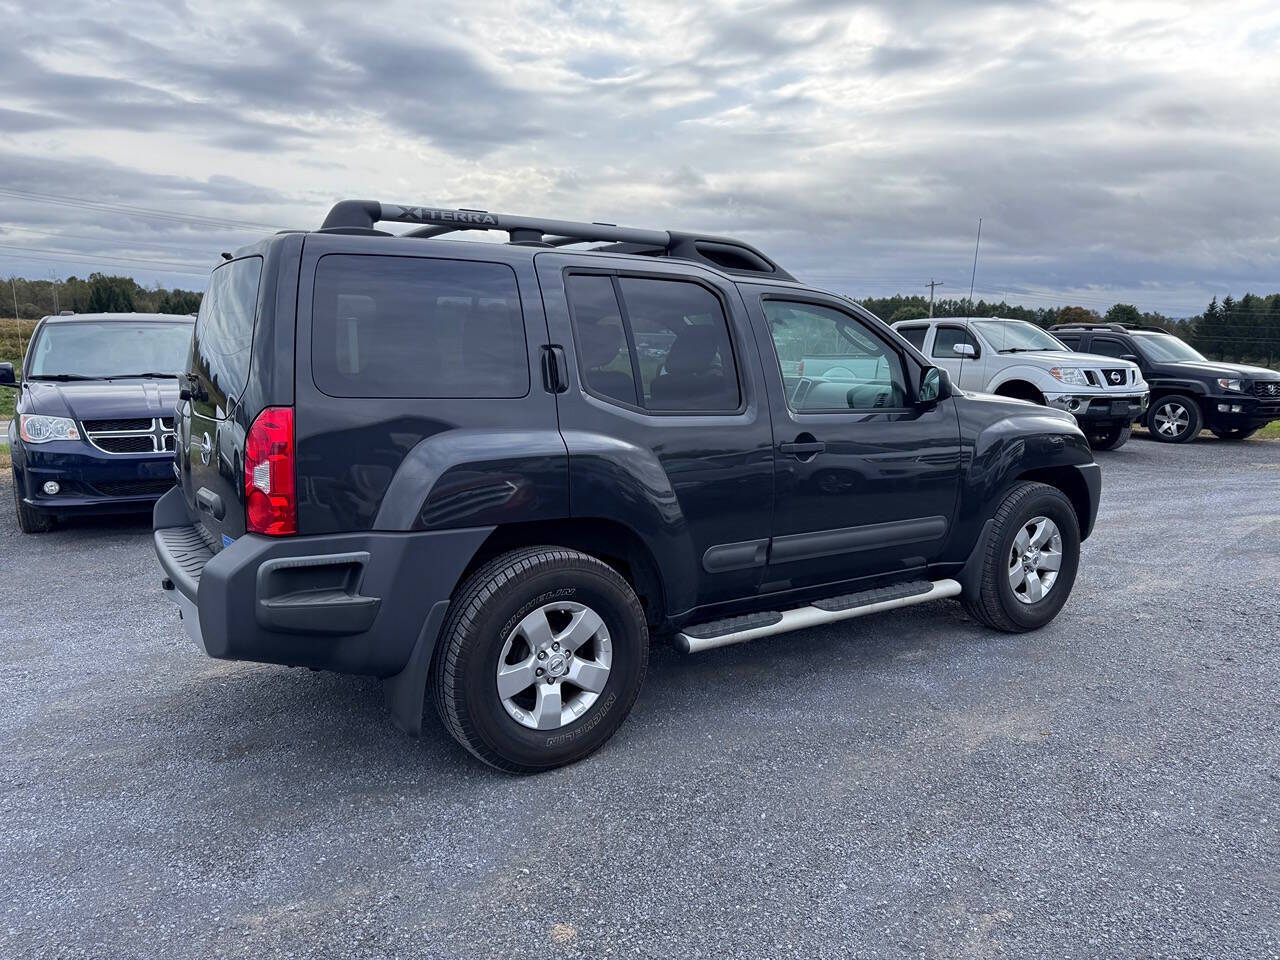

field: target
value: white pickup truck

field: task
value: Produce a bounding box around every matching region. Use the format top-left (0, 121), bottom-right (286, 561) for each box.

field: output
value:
top-left (892, 317), bottom-right (1149, 450)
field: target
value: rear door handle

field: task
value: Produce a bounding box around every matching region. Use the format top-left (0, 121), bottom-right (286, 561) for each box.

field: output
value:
top-left (196, 487), bottom-right (225, 520)
top-left (779, 440), bottom-right (826, 458)
top-left (541, 345), bottom-right (568, 393)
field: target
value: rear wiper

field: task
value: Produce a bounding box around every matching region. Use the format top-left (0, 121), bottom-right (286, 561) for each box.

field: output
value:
top-left (107, 372), bottom-right (180, 379)
top-left (27, 373), bottom-right (98, 381)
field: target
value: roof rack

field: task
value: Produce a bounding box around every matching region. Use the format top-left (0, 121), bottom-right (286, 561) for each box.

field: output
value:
top-left (1049, 322), bottom-right (1170, 333)
top-left (319, 200), bottom-right (794, 280)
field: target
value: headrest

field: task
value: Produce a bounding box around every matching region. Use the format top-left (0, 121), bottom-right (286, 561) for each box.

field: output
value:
top-left (664, 325), bottom-right (722, 375)
top-left (578, 317), bottom-right (624, 368)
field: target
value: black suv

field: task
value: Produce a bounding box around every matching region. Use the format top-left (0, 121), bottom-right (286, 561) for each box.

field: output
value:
top-left (1050, 323), bottom-right (1280, 442)
top-left (154, 200), bottom-right (1101, 772)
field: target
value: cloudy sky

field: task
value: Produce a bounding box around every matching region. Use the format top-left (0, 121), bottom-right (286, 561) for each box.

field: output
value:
top-left (1, 0), bottom-right (1277, 315)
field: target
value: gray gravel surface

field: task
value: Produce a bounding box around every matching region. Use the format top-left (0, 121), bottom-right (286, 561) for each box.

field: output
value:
top-left (2, 437), bottom-right (1278, 959)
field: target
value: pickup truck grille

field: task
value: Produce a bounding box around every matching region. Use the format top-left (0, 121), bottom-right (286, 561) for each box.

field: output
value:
top-left (83, 417), bottom-right (176, 455)
top-left (1099, 368), bottom-right (1131, 387)
top-left (1255, 381), bottom-right (1280, 400)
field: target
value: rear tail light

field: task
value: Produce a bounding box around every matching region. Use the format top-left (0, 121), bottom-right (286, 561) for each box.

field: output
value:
top-left (245, 406), bottom-right (296, 536)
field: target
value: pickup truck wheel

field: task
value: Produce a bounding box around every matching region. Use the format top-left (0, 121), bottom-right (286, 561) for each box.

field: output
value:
top-left (1147, 395), bottom-right (1201, 443)
top-left (11, 470), bottom-right (54, 534)
top-left (962, 482), bottom-right (1080, 633)
top-left (432, 546), bottom-right (648, 773)
top-left (1211, 427), bottom-right (1257, 441)
top-left (1088, 422), bottom-right (1131, 451)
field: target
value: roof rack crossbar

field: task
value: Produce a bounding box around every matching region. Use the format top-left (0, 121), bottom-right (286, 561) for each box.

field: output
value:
top-left (318, 200), bottom-right (794, 279)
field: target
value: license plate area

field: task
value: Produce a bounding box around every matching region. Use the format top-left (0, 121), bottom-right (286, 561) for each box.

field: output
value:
top-left (1110, 400), bottom-right (1132, 416)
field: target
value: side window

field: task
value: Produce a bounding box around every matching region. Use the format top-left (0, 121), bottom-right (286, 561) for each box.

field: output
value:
top-left (897, 326), bottom-right (928, 351)
top-left (311, 255), bottom-right (528, 399)
top-left (564, 274), bottom-right (638, 406)
top-left (763, 300), bottom-right (908, 412)
top-left (566, 274), bottom-right (742, 413)
top-left (931, 325), bottom-right (979, 359)
top-left (1054, 332), bottom-right (1082, 349)
top-left (1089, 337), bottom-right (1129, 359)
top-left (192, 256), bottom-right (262, 418)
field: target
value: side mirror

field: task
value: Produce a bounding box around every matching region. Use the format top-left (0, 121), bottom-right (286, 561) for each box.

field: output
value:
top-left (1122, 354), bottom-right (1140, 363)
top-left (952, 343), bottom-right (977, 359)
top-left (917, 366), bottom-right (951, 408)
top-left (0, 362), bottom-right (16, 387)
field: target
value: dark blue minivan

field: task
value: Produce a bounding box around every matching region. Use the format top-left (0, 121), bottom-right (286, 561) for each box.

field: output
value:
top-left (2, 312), bottom-right (195, 533)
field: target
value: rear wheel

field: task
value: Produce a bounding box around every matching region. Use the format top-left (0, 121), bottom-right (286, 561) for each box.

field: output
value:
top-left (432, 546), bottom-right (648, 773)
top-left (1211, 427), bottom-right (1258, 441)
top-left (1147, 395), bottom-right (1202, 443)
top-left (11, 470), bottom-right (54, 534)
top-left (962, 481), bottom-right (1081, 633)
top-left (1088, 422), bottom-right (1131, 451)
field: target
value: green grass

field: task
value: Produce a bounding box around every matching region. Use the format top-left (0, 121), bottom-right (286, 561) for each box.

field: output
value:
top-left (1, 316), bottom-right (29, 423)
top-left (1257, 420), bottom-right (1280, 440)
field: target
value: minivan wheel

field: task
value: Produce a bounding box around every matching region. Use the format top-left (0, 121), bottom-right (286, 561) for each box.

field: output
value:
top-left (1147, 395), bottom-right (1202, 443)
top-left (1088, 422), bottom-right (1131, 451)
top-left (432, 546), bottom-right (648, 773)
top-left (962, 481), bottom-right (1081, 633)
top-left (11, 470), bottom-right (54, 534)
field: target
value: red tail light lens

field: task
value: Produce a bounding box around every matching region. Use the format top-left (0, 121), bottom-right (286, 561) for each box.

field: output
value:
top-left (245, 406), bottom-right (296, 536)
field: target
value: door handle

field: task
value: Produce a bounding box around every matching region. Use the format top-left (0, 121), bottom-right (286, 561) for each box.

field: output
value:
top-left (541, 345), bottom-right (568, 393)
top-left (779, 437), bottom-right (826, 459)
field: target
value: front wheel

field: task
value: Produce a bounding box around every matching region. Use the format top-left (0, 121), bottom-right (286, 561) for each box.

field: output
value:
top-left (432, 546), bottom-right (648, 773)
top-left (12, 470), bottom-right (55, 534)
top-left (1088, 422), bottom-right (1131, 451)
top-left (962, 481), bottom-right (1081, 633)
top-left (1147, 395), bottom-right (1202, 443)
top-left (1211, 427), bottom-right (1258, 441)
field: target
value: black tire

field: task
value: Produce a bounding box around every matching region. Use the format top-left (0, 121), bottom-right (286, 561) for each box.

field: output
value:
top-left (11, 470), bottom-right (54, 534)
top-left (962, 481), bottom-right (1081, 633)
top-left (1146, 394), bottom-right (1202, 443)
top-left (432, 546), bottom-right (648, 773)
top-left (1211, 427), bottom-right (1258, 441)
top-left (1088, 422), bottom-right (1131, 451)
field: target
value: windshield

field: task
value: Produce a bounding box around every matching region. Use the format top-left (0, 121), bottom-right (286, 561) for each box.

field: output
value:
top-left (1134, 333), bottom-right (1206, 363)
top-left (972, 320), bottom-right (1067, 352)
top-left (28, 321), bottom-right (193, 379)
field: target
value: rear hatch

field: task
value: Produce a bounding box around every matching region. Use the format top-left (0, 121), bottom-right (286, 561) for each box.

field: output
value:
top-left (178, 255), bottom-right (264, 548)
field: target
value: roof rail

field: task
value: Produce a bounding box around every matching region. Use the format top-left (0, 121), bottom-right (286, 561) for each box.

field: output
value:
top-left (1049, 321), bottom-right (1171, 333)
top-left (319, 200), bottom-right (794, 280)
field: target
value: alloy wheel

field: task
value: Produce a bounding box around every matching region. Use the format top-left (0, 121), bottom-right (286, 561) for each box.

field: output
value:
top-left (1008, 516), bottom-right (1063, 604)
top-left (1153, 401), bottom-right (1190, 438)
top-left (496, 601), bottom-right (612, 730)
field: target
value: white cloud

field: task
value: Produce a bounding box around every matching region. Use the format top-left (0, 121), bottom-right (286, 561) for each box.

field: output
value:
top-left (0, 0), bottom-right (1277, 312)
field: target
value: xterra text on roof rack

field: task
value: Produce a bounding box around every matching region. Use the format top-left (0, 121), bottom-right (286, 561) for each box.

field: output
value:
top-left (153, 200), bottom-right (1102, 772)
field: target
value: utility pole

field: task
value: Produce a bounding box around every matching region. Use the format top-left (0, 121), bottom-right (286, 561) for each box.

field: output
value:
top-left (926, 279), bottom-right (944, 317)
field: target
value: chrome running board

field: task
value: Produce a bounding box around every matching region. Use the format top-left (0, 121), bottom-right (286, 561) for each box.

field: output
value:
top-left (674, 579), bottom-right (962, 654)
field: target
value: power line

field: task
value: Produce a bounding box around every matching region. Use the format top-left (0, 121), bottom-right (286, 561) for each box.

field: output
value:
top-left (0, 251), bottom-right (210, 279)
top-left (0, 187), bottom-right (287, 232)
top-left (0, 242), bottom-right (212, 271)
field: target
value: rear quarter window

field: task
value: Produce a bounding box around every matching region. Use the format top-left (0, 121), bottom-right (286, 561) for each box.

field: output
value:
top-left (311, 254), bottom-right (529, 399)
top-left (192, 256), bottom-right (263, 418)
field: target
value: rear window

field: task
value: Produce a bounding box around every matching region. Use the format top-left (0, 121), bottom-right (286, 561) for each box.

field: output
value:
top-left (193, 256), bottom-right (262, 415)
top-left (312, 255), bottom-right (528, 399)
top-left (896, 325), bottom-right (928, 351)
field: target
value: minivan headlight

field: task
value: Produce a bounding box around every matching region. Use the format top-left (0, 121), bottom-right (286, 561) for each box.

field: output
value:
top-left (19, 414), bottom-right (80, 443)
top-left (1049, 367), bottom-right (1089, 386)
top-left (1216, 378), bottom-right (1242, 392)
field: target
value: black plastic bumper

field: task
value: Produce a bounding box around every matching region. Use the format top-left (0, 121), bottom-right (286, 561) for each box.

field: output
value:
top-left (152, 487), bottom-right (491, 677)
top-left (1076, 395), bottom-right (1148, 425)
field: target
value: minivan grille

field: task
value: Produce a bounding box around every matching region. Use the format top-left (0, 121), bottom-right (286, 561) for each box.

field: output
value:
top-left (83, 417), bottom-right (175, 455)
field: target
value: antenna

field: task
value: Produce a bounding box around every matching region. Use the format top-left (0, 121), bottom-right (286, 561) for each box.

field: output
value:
top-left (967, 217), bottom-right (983, 311)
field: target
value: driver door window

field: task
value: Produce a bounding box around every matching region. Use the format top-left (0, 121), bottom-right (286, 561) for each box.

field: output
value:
top-left (1089, 337), bottom-right (1129, 359)
top-left (762, 301), bottom-right (907, 412)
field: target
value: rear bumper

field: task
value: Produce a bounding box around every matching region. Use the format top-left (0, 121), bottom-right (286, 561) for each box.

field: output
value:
top-left (14, 441), bottom-right (175, 514)
top-left (152, 487), bottom-right (491, 677)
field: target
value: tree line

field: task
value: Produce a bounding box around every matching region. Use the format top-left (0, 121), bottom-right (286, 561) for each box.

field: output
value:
top-left (3, 273), bottom-right (202, 319)
top-left (859, 293), bottom-right (1280, 367)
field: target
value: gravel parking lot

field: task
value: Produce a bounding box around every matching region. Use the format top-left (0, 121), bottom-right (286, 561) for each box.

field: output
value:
top-left (2, 437), bottom-right (1278, 959)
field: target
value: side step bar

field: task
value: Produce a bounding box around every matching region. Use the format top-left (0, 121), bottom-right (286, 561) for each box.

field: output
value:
top-left (674, 579), bottom-right (962, 654)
